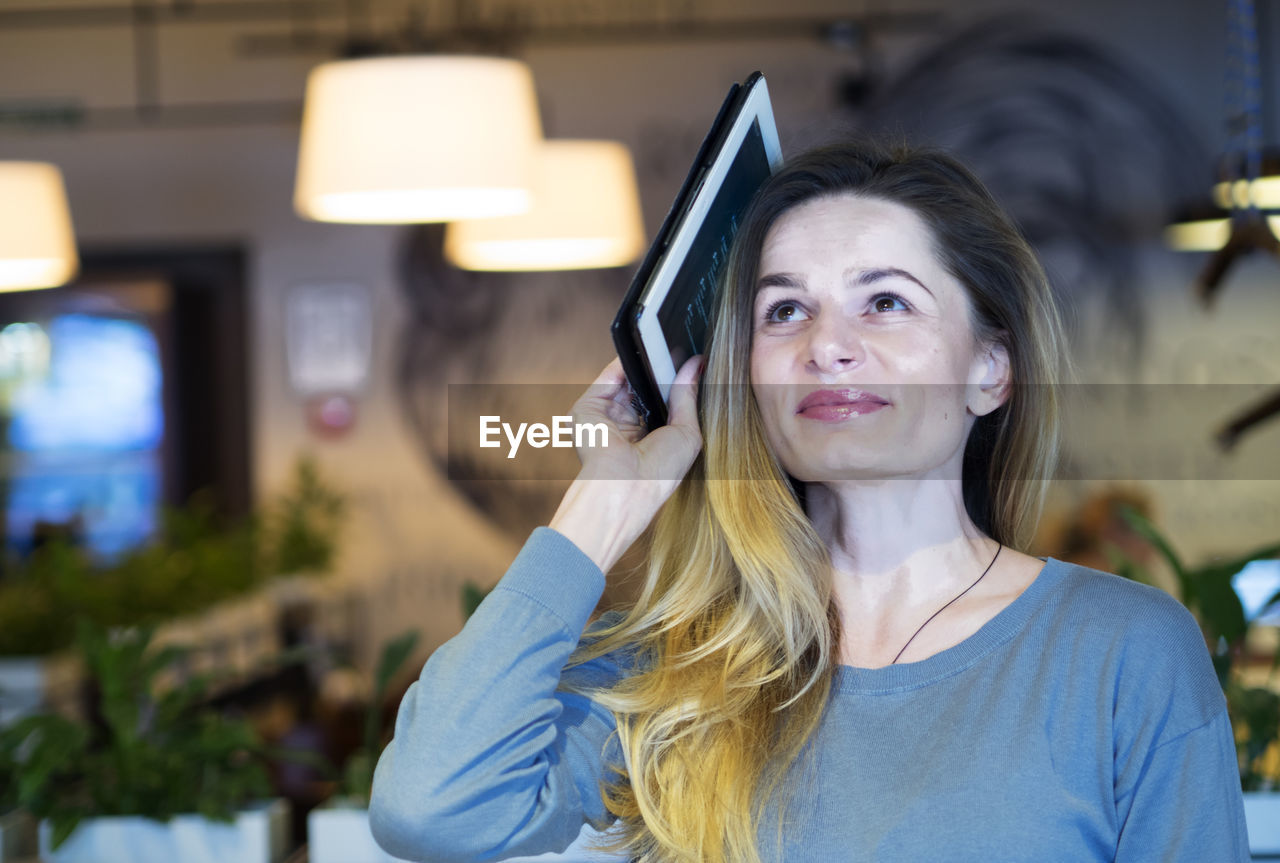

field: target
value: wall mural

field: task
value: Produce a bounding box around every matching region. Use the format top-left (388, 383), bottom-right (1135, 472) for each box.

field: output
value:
top-left (395, 14), bottom-right (1214, 546)
top-left (395, 223), bottom-right (630, 541)
top-left (841, 15), bottom-right (1209, 363)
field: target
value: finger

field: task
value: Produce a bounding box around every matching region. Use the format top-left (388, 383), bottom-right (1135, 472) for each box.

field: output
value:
top-left (666, 354), bottom-right (704, 431)
top-left (574, 359), bottom-right (643, 435)
top-left (576, 358), bottom-right (630, 410)
top-left (603, 386), bottom-right (644, 430)
top-left (590, 357), bottom-right (627, 390)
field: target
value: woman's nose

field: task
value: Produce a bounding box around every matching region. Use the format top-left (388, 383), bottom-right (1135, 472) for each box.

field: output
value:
top-left (807, 317), bottom-right (864, 374)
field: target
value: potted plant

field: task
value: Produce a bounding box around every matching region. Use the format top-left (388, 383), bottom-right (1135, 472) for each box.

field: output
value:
top-left (0, 619), bottom-right (295, 863)
top-left (263, 455), bottom-right (347, 579)
top-left (307, 630), bottom-right (420, 863)
top-left (0, 455), bottom-right (348, 727)
top-left (1113, 506), bottom-right (1280, 854)
top-left (0, 542), bottom-right (94, 729)
top-left (0, 737), bottom-right (35, 862)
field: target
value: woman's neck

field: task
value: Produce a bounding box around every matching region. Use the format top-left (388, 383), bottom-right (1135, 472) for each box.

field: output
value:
top-left (806, 477), bottom-right (1000, 616)
top-left (805, 476), bottom-right (1034, 668)
top-left (807, 477), bottom-right (987, 571)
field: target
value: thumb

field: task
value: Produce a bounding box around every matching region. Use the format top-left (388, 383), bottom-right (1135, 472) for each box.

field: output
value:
top-left (666, 354), bottom-right (704, 436)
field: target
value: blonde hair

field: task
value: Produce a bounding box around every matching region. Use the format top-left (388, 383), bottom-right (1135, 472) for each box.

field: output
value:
top-left (564, 140), bottom-right (1072, 862)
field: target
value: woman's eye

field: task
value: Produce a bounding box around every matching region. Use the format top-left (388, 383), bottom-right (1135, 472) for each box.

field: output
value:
top-left (872, 292), bottom-right (909, 313)
top-left (763, 300), bottom-right (805, 323)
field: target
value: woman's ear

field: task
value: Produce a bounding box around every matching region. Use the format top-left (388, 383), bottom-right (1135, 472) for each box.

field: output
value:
top-left (968, 341), bottom-right (1012, 416)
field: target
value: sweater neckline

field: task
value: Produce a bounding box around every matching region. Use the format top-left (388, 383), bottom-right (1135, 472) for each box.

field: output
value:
top-left (832, 556), bottom-right (1064, 695)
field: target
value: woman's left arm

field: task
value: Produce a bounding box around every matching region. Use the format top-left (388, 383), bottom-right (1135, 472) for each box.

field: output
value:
top-left (1113, 709), bottom-right (1250, 861)
top-left (1109, 589), bottom-right (1251, 862)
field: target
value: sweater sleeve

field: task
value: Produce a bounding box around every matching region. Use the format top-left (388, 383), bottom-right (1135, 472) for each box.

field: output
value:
top-left (1113, 711), bottom-right (1250, 862)
top-left (1109, 587), bottom-right (1251, 862)
top-left (368, 527), bottom-right (626, 863)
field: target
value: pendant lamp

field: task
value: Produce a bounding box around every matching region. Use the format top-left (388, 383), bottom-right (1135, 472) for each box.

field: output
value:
top-left (294, 55), bottom-right (542, 224)
top-left (1163, 216), bottom-right (1232, 252)
top-left (1166, 152), bottom-right (1280, 252)
top-left (0, 162), bottom-right (78, 292)
top-left (1164, 199), bottom-right (1235, 253)
top-left (1165, 0), bottom-right (1280, 308)
top-left (444, 139), bottom-right (645, 271)
top-left (1213, 170), bottom-right (1280, 210)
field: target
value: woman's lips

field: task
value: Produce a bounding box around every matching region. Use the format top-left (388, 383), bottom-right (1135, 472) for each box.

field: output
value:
top-left (796, 389), bottom-right (890, 422)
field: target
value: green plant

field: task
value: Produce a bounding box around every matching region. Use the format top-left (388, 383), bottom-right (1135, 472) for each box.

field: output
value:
top-left (0, 620), bottom-right (313, 850)
top-left (1228, 682), bottom-right (1280, 790)
top-left (0, 730), bottom-right (18, 813)
top-left (0, 455), bottom-right (348, 658)
top-left (0, 543), bottom-right (85, 656)
top-left (0, 501), bottom-right (260, 657)
top-left (334, 630), bottom-right (420, 805)
top-left (1113, 505), bottom-right (1280, 790)
top-left (461, 582), bottom-right (492, 621)
top-left (265, 455), bottom-right (347, 576)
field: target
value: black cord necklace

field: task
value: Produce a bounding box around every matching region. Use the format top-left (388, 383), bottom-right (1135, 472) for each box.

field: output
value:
top-left (890, 543), bottom-right (1003, 665)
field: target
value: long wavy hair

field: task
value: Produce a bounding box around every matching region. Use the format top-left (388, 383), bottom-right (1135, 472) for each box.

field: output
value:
top-left (563, 139), bottom-right (1072, 863)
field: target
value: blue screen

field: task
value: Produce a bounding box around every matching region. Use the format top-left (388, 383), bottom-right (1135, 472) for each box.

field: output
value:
top-left (4, 314), bottom-right (164, 559)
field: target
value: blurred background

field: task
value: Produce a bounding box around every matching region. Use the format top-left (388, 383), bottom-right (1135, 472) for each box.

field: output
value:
top-left (0, 0), bottom-right (1278, 858)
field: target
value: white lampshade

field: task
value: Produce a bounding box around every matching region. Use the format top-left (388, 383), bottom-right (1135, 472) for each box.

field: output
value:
top-left (1164, 215), bottom-right (1280, 251)
top-left (294, 55), bottom-right (543, 224)
top-left (0, 162), bottom-right (78, 292)
top-left (1163, 217), bottom-right (1232, 252)
top-left (444, 140), bottom-right (645, 271)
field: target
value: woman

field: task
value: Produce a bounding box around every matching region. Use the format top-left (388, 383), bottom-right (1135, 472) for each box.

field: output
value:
top-left (369, 142), bottom-right (1250, 862)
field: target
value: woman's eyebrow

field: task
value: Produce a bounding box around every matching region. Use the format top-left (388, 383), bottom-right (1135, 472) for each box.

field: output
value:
top-left (847, 266), bottom-right (934, 298)
top-left (756, 272), bottom-right (805, 291)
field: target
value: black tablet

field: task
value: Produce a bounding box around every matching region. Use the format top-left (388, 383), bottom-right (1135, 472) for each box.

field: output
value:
top-left (610, 72), bottom-right (783, 428)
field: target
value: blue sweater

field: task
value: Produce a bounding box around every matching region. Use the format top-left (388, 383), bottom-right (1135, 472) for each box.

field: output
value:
top-left (369, 528), bottom-right (1251, 862)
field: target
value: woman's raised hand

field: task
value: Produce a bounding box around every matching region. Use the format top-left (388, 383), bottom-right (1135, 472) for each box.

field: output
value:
top-left (571, 355), bottom-right (703, 483)
top-left (548, 355), bottom-right (704, 573)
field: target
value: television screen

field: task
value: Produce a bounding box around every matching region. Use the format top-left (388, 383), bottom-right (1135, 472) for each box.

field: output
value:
top-left (3, 313), bottom-right (164, 560)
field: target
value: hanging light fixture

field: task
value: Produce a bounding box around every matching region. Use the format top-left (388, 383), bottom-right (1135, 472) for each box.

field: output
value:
top-left (1163, 199), bottom-right (1238, 252)
top-left (1165, 0), bottom-right (1280, 451)
top-left (1212, 168), bottom-right (1280, 209)
top-left (444, 140), bottom-right (645, 271)
top-left (294, 55), bottom-right (542, 224)
top-left (1166, 150), bottom-right (1280, 252)
top-left (0, 162), bottom-right (78, 292)
top-left (1165, 0), bottom-right (1280, 307)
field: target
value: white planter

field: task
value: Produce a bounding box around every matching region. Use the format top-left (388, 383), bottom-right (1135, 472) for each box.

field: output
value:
top-left (308, 806), bottom-right (626, 863)
top-left (1245, 790), bottom-right (1280, 855)
top-left (0, 809), bottom-right (36, 862)
top-left (308, 805), bottom-right (413, 863)
top-left (38, 798), bottom-right (289, 863)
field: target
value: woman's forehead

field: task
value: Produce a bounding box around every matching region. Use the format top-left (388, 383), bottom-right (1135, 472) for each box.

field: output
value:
top-left (758, 194), bottom-right (945, 283)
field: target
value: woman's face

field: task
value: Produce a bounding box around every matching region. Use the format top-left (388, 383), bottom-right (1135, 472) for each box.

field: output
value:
top-left (748, 193), bottom-right (1008, 483)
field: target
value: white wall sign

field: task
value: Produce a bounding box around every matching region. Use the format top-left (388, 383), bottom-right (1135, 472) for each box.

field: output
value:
top-left (286, 283), bottom-right (372, 395)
